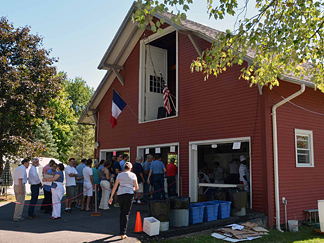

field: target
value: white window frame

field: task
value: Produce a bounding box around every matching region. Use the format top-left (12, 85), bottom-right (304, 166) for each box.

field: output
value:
top-left (295, 129), bottom-right (314, 167)
top-left (138, 26), bottom-right (178, 123)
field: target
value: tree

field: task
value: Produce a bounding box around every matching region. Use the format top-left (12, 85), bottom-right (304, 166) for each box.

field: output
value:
top-left (0, 17), bottom-right (61, 176)
top-left (64, 76), bottom-right (94, 117)
top-left (68, 124), bottom-right (95, 162)
top-left (133, 0), bottom-right (324, 92)
top-left (64, 76), bottom-right (95, 161)
top-left (35, 119), bottom-right (59, 158)
top-left (47, 86), bottom-right (76, 162)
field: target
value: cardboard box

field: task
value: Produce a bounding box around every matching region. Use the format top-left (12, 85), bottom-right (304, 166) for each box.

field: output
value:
top-left (143, 217), bottom-right (160, 236)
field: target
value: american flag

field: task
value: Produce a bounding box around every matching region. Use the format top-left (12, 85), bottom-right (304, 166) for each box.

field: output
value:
top-left (160, 72), bottom-right (172, 115)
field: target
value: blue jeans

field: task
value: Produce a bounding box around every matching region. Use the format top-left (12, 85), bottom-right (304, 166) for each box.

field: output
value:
top-left (28, 184), bottom-right (40, 216)
top-left (153, 174), bottom-right (165, 200)
top-left (143, 174), bottom-right (150, 202)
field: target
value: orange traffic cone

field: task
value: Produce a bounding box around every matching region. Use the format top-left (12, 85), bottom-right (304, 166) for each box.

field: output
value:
top-left (134, 211), bottom-right (143, 233)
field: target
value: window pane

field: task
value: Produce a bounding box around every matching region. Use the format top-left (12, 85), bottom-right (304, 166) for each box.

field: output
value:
top-left (297, 149), bottom-right (310, 164)
top-left (298, 154), bottom-right (310, 164)
top-left (297, 135), bottom-right (309, 149)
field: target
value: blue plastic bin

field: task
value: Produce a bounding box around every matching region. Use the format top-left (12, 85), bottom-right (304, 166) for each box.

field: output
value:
top-left (211, 200), bottom-right (231, 219)
top-left (204, 202), bottom-right (219, 222)
top-left (189, 203), bottom-right (205, 224)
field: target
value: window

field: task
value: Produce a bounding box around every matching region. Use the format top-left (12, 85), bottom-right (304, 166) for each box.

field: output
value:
top-left (139, 29), bottom-right (177, 122)
top-left (295, 129), bottom-right (314, 167)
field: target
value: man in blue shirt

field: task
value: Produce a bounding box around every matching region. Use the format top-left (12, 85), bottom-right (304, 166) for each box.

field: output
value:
top-left (119, 154), bottom-right (129, 171)
top-left (147, 154), bottom-right (166, 200)
top-left (142, 155), bottom-right (153, 202)
top-left (75, 158), bottom-right (87, 208)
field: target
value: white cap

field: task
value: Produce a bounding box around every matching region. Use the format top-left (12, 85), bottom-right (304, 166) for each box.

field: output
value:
top-left (240, 155), bottom-right (246, 162)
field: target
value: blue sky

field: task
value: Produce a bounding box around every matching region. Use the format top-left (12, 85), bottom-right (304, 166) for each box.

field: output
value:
top-left (1, 0), bottom-right (256, 89)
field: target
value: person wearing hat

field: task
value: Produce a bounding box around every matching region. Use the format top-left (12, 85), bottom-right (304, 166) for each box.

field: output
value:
top-left (239, 155), bottom-right (250, 191)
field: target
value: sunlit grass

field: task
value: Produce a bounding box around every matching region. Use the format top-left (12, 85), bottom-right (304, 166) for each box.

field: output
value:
top-left (0, 194), bottom-right (44, 203)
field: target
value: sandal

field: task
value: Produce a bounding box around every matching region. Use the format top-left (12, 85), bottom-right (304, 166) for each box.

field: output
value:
top-left (121, 235), bottom-right (127, 240)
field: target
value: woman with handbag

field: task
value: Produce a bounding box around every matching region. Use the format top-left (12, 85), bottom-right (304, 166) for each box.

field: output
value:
top-left (43, 163), bottom-right (65, 219)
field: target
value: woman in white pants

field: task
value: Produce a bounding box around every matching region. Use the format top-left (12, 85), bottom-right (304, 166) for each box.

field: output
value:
top-left (99, 161), bottom-right (113, 210)
top-left (43, 163), bottom-right (65, 219)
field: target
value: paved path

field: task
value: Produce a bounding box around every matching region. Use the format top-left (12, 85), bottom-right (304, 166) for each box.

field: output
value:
top-left (0, 198), bottom-right (266, 243)
top-left (0, 198), bottom-right (148, 243)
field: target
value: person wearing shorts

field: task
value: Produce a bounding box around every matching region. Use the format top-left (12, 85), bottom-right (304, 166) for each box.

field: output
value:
top-left (65, 158), bottom-right (78, 214)
top-left (132, 156), bottom-right (145, 204)
top-left (81, 159), bottom-right (94, 211)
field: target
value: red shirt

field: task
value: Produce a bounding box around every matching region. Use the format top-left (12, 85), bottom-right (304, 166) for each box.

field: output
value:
top-left (166, 163), bottom-right (178, 177)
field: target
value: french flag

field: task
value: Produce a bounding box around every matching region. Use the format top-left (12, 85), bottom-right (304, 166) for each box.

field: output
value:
top-left (110, 89), bottom-right (127, 128)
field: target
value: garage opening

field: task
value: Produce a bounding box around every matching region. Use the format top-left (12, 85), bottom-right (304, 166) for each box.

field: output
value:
top-left (189, 138), bottom-right (251, 207)
top-left (137, 143), bottom-right (179, 196)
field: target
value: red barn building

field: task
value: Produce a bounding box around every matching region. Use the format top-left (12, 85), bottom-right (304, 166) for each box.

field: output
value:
top-left (79, 3), bottom-right (324, 228)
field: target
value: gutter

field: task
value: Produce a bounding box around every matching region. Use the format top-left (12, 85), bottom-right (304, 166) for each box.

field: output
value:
top-left (272, 84), bottom-right (305, 232)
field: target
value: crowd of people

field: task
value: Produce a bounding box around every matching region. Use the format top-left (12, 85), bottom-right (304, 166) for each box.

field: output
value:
top-left (198, 155), bottom-right (250, 191)
top-left (11, 154), bottom-right (178, 240)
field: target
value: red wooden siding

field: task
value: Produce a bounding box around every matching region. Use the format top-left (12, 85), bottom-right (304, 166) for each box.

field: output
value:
top-left (267, 82), bottom-right (324, 225)
top-left (96, 30), bottom-right (267, 222)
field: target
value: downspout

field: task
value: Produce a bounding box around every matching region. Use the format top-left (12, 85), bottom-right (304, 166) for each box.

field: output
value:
top-left (272, 84), bottom-right (305, 232)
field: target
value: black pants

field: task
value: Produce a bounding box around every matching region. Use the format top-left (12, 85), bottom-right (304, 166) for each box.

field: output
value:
top-left (118, 194), bottom-right (134, 235)
top-left (167, 176), bottom-right (176, 197)
top-left (28, 184), bottom-right (40, 216)
top-left (43, 190), bottom-right (52, 213)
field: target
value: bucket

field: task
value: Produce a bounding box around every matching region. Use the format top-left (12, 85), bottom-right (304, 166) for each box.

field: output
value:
top-left (159, 221), bottom-right (169, 231)
top-left (318, 200), bottom-right (324, 232)
top-left (288, 220), bottom-right (298, 232)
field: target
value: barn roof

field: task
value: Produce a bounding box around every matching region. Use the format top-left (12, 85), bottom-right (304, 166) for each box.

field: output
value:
top-left (79, 2), bottom-right (314, 125)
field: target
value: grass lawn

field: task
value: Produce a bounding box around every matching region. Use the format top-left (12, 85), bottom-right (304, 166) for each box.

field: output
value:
top-left (147, 226), bottom-right (324, 243)
top-left (0, 194), bottom-right (44, 203)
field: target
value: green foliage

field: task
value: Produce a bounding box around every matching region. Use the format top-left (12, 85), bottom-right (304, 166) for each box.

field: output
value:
top-left (35, 119), bottom-right (59, 158)
top-left (47, 86), bottom-right (76, 162)
top-left (133, 0), bottom-right (324, 92)
top-left (63, 75), bottom-right (94, 117)
top-left (0, 17), bottom-right (61, 176)
top-left (67, 124), bottom-right (95, 162)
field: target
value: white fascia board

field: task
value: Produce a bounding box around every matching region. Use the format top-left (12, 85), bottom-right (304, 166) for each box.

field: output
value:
top-left (98, 2), bottom-right (137, 69)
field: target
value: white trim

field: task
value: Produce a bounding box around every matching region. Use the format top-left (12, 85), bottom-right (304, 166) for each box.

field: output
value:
top-left (99, 147), bottom-right (131, 161)
top-left (295, 129), bottom-right (314, 167)
top-left (189, 137), bottom-right (252, 206)
top-left (143, 26), bottom-right (175, 44)
top-left (138, 28), bottom-right (179, 123)
top-left (137, 142), bottom-right (180, 195)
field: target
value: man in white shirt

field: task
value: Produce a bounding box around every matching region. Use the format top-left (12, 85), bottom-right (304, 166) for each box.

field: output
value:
top-left (65, 158), bottom-right (78, 213)
top-left (81, 159), bottom-right (94, 211)
top-left (28, 158), bottom-right (42, 218)
top-left (13, 159), bottom-right (29, 221)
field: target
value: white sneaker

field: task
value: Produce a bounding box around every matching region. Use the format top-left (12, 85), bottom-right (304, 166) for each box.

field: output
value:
top-left (133, 199), bottom-right (137, 203)
top-left (137, 200), bottom-right (141, 204)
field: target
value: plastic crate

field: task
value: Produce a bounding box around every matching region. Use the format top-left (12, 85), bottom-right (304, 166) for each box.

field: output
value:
top-left (189, 203), bottom-right (205, 224)
top-left (211, 200), bottom-right (232, 219)
top-left (204, 202), bottom-right (219, 222)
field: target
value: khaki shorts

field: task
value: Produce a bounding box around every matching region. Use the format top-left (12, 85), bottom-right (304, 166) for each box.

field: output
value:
top-left (137, 183), bottom-right (143, 193)
top-left (66, 186), bottom-right (76, 199)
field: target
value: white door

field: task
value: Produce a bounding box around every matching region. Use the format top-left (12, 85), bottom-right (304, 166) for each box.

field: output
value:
top-left (145, 45), bottom-right (167, 121)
